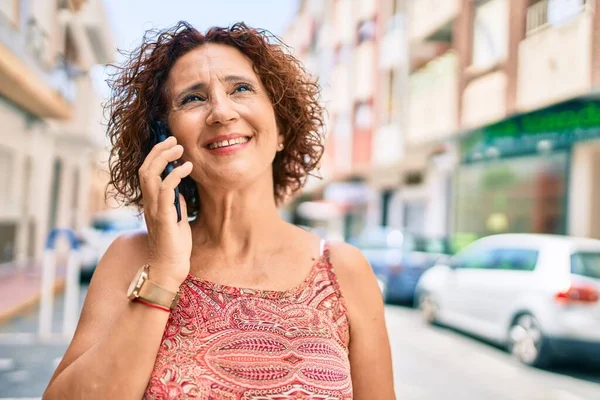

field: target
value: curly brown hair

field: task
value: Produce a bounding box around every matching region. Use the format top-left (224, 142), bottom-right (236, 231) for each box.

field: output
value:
top-left (106, 21), bottom-right (325, 217)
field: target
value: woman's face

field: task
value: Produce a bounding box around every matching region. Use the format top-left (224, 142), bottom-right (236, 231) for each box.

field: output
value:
top-left (166, 43), bottom-right (280, 192)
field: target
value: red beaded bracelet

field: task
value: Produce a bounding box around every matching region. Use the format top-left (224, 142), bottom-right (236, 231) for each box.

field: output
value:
top-left (135, 299), bottom-right (171, 313)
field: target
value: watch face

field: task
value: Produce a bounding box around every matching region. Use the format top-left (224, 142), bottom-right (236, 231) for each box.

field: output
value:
top-left (127, 267), bottom-right (147, 299)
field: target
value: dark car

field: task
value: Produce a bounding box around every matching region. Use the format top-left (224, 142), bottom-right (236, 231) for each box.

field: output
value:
top-left (351, 228), bottom-right (451, 304)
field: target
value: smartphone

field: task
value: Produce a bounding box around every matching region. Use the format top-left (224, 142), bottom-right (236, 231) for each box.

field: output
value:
top-left (150, 120), bottom-right (182, 222)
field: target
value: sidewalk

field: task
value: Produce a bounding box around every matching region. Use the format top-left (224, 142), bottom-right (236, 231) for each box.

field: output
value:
top-left (0, 261), bottom-right (65, 326)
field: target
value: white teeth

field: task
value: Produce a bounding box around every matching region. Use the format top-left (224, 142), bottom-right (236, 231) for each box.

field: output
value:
top-left (208, 137), bottom-right (250, 150)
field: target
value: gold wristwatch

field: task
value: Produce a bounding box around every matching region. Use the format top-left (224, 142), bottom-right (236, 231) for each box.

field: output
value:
top-left (127, 265), bottom-right (181, 310)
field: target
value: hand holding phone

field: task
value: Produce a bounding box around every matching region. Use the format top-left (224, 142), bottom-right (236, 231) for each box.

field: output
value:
top-left (154, 121), bottom-right (182, 222)
top-left (138, 120), bottom-right (193, 289)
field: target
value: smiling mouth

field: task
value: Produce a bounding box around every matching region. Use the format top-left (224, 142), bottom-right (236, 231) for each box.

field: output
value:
top-left (206, 136), bottom-right (251, 150)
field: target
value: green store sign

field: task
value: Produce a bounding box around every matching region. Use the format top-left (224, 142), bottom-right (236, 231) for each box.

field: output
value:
top-left (460, 100), bottom-right (600, 163)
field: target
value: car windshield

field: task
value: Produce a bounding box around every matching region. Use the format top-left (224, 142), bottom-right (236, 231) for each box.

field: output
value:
top-left (571, 252), bottom-right (600, 279)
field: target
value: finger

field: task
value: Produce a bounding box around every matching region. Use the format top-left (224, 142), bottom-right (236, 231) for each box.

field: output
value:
top-left (140, 135), bottom-right (177, 169)
top-left (178, 193), bottom-right (188, 223)
top-left (157, 161), bottom-right (193, 216)
top-left (144, 144), bottom-right (184, 181)
top-left (139, 145), bottom-right (184, 210)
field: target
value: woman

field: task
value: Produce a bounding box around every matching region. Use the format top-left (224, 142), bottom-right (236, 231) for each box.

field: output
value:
top-left (44, 22), bottom-right (395, 399)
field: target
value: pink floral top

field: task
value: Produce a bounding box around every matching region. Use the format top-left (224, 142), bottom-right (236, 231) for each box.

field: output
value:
top-left (144, 241), bottom-right (353, 399)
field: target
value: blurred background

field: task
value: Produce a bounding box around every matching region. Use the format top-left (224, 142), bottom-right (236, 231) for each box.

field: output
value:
top-left (1, 0), bottom-right (600, 399)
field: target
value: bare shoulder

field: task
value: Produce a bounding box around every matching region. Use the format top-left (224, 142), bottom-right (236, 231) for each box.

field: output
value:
top-left (327, 241), bottom-right (381, 311)
top-left (327, 241), bottom-right (376, 287)
top-left (46, 230), bottom-right (151, 387)
top-left (90, 229), bottom-right (150, 288)
top-left (327, 241), bottom-right (396, 399)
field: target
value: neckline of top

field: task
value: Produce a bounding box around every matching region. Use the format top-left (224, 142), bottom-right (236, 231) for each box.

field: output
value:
top-left (185, 247), bottom-right (330, 299)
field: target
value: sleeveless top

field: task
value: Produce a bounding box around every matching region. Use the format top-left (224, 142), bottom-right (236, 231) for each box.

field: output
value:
top-left (144, 240), bottom-right (353, 399)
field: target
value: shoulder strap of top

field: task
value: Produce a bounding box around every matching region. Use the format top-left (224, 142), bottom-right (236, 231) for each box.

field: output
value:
top-left (318, 240), bottom-right (344, 297)
top-left (319, 238), bottom-right (326, 257)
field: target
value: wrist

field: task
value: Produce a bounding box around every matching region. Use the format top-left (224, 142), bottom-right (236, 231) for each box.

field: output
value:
top-left (147, 267), bottom-right (187, 292)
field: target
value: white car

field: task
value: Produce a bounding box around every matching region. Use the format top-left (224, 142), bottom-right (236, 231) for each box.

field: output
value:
top-left (78, 209), bottom-right (146, 282)
top-left (416, 234), bottom-right (600, 367)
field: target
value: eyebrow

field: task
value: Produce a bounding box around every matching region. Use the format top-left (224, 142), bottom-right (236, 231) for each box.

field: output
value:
top-left (174, 75), bottom-right (256, 101)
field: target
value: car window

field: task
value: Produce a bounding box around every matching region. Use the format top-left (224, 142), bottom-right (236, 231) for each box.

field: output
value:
top-left (455, 246), bottom-right (496, 269)
top-left (490, 248), bottom-right (538, 271)
top-left (571, 252), bottom-right (600, 279)
top-left (352, 230), bottom-right (411, 250)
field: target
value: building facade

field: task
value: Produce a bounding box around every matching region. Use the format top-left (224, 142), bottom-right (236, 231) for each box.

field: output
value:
top-left (0, 0), bottom-right (113, 264)
top-left (286, 0), bottom-right (600, 243)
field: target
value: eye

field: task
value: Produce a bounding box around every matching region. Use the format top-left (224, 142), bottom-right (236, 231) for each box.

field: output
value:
top-left (233, 84), bottom-right (254, 94)
top-left (181, 94), bottom-right (205, 105)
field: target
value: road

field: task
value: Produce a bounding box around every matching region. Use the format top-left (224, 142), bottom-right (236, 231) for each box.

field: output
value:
top-left (386, 306), bottom-right (600, 400)
top-left (0, 297), bottom-right (599, 399)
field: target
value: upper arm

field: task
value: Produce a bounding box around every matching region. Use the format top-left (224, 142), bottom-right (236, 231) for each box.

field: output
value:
top-left (46, 231), bottom-right (149, 387)
top-left (329, 242), bottom-right (395, 400)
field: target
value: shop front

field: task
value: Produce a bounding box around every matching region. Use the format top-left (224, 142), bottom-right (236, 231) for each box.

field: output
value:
top-left (454, 99), bottom-right (600, 240)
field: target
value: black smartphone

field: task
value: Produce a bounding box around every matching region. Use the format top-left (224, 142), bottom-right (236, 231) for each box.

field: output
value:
top-left (150, 120), bottom-right (182, 222)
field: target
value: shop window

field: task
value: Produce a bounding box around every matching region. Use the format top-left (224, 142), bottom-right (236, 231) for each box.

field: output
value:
top-left (454, 152), bottom-right (568, 237)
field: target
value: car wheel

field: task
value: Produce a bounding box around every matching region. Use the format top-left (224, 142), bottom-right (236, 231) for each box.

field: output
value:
top-left (507, 314), bottom-right (552, 368)
top-left (419, 293), bottom-right (438, 325)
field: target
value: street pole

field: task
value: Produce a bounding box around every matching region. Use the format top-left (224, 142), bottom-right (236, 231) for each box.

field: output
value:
top-left (38, 228), bottom-right (81, 341)
top-left (38, 249), bottom-right (56, 340)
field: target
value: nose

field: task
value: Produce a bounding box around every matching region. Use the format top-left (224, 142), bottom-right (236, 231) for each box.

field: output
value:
top-left (205, 91), bottom-right (239, 126)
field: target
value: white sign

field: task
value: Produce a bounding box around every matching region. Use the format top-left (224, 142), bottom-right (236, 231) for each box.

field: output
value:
top-left (547, 0), bottom-right (584, 26)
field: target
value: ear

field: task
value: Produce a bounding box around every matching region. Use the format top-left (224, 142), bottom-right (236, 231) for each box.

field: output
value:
top-left (276, 130), bottom-right (285, 152)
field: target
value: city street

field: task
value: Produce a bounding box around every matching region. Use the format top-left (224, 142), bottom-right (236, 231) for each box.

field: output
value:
top-left (0, 295), bottom-right (599, 399)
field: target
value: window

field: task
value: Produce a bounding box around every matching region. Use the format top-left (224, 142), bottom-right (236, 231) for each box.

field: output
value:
top-left (492, 248), bottom-right (539, 271)
top-left (471, 0), bottom-right (508, 68)
top-left (357, 19), bottom-right (376, 43)
top-left (354, 102), bottom-right (373, 129)
top-left (456, 247), bottom-right (496, 269)
top-left (571, 252), bottom-right (600, 279)
top-left (454, 152), bottom-right (568, 237)
top-left (0, 0), bottom-right (18, 25)
top-left (0, 148), bottom-right (13, 216)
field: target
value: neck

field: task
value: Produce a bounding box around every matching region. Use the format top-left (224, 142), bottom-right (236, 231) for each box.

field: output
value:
top-left (190, 177), bottom-right (284, 256)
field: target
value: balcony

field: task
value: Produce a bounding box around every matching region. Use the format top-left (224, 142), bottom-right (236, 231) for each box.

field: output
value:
top-left (372, 123), bottom-right (404, 167)
top-left (330, 63), bottom-right (352, 114)
top-left (407, 51), bottom-right (459, 145)
top-left (58, 0), bottom-right (114, 69)
top-left (0, 14), bottom-right (73, 119)
top-left (354, 0), bottom-right (377, 23)
top-left (379, 14), bottom-right (407, 70)
top-left (407, 0), bottom-right (459, 43)
top-left (353, 41), bottom-right (375, 101)
top-left (462, 71), bottom-right (507, 129)
top-left (517, 0), bottom-right (594, 112)
top-left (49, 77), bottom-right (105, 147)
top-left (333, 0), bottom-right (354, 46)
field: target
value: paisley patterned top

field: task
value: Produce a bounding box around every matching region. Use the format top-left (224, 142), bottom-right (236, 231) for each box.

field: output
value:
top-left (144, 241), bottom-right (353, 399)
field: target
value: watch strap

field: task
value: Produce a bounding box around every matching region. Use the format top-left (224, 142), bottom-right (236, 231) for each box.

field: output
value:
top-left (138, 279), bottom-right (181, 310)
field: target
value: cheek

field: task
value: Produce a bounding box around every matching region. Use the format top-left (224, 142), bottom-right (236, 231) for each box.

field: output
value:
top-left (170, 112), bottom-right (203, 146)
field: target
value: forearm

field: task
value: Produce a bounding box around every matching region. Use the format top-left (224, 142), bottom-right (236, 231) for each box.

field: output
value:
top-left (43, 301), bottom-right (170, 400)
